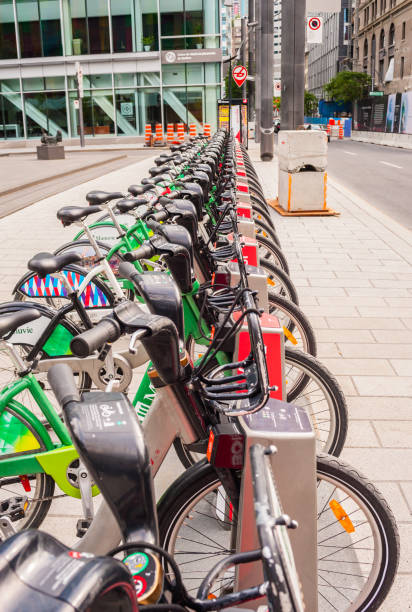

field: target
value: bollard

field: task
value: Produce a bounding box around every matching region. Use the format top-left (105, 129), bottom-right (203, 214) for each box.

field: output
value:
top-left (203, 123), bottom-right (211, 139)
top-left (189, 124), bottom-right (197, 138)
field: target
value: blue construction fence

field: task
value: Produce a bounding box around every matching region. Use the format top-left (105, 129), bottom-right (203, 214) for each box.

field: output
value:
top-left (304, 116), bottom-right (352, 137)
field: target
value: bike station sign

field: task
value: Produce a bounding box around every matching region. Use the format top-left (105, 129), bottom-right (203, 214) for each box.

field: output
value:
top-left (232, 65), bottom-right (248, 88)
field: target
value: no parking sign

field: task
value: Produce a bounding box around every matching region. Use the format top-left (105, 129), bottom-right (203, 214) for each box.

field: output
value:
top-left (307, 16), bottom-right (323, 43)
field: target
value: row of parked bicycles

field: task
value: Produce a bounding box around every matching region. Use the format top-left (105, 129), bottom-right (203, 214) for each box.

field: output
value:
top-left (0, 130), bottom-right (399, 610)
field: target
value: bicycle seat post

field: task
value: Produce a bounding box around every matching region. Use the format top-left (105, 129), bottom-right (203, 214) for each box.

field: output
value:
top-left (103, 201), bottom-right (126, 237)
top-left (76, 219), bottom-right (105, 260)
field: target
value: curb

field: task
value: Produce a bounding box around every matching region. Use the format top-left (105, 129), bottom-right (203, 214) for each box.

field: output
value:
top-left (0, 154), bottom-right (127, 199)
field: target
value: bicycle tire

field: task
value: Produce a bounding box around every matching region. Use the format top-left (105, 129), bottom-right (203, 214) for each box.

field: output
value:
top-left (284, 348), bottom-right (348, 456)
top-left (158, 456), bottom-right (399, 612)
top-left (254, 220), bottom-right (281, 250)
top-left (259, 260), bottom-right (299, 305)
top-left (267, 290), bottom-right (317, 356)
top-left (0, 405), bottom-right (55, 532)
top-left (257, 235), bottom-right (290, 275)
top-left (252, 205), bottom-right (276, 229)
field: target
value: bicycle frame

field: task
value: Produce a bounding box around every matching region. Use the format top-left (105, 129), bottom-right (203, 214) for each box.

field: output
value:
top-left (0, 366), bottom-right (99, 499)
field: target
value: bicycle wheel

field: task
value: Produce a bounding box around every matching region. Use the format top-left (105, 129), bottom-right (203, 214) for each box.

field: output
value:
top-left (259, 260), bottom-right (299, 305)
top-left (284, 348), bottom-right (347, 456)
top-left (158, 457), bottom-right (399, 611)
top-left (254, 221), bottom-right (281, 253)
top-left (267, 290), bottom-right (317, 356)
top-left (257, 235), bottom-right (290, 275)
top-left (251, 206), bottom-right (275, 229)
top-left (0, 406), bottom-right (55, 532)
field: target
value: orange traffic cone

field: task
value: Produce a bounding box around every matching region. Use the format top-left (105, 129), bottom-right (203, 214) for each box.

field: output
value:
top-left (144, 124), bottom-right (153, 147)
top-left (166, 123), bottom-right (174, 144)
top-left (177, 123), bottom-right (185, 142)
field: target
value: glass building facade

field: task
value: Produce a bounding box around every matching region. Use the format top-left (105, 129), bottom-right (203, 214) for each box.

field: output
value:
top-left (0, 0), bottom-right (221, 140)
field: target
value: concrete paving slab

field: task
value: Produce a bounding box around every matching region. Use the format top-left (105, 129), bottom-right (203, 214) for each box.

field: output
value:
top-left (252, 143), bottom-right (412, 605)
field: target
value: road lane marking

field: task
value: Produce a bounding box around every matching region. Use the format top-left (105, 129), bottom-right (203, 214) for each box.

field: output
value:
top-left (380, 161), bottom-right (403, 169)
top-left (343, 151), bottom-right (357, 155)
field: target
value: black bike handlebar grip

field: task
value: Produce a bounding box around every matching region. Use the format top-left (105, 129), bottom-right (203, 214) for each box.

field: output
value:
top-left (118, 261), bottom-right (140, 283)
top-left (47, 364), bottom-right (81, 408)
top-left (70, 317), bottom-right (122, 358)
top-left (149, 209), bottom-right (168, 223)
top-left (122, 243), bottom-right (154, 263)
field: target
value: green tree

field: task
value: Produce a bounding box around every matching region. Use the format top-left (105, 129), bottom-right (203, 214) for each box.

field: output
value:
top-left (324, 71), bottom-right (372, 103)
top-left (304, 91), bottom-right (318, 116)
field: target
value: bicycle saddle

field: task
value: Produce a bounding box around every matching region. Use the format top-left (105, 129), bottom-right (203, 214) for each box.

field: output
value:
top-left (28, 251), bottom-right (82, 278)
top-left (57, 205), bottom-right (102, 227)
top-left (86, 191), bottom-right (124, 206)
top-left (116, 197), bottom-right (148, 214)
top-left (128, 183), bottom-right (154, 196)
top-left (0, 308), bottom-right (41, 339)
top-left (148, 165), bottom-right (169, 177)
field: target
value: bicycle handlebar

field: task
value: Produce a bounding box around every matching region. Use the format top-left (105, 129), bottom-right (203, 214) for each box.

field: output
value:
top-left (47, 363), bottom-right (81, 407)
top-left (70, 316), bottom-right (122, 358)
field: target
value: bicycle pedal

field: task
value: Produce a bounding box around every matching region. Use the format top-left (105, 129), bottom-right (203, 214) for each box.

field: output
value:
top-left (0, 496), bottom-right (28, 522)
top-left (76, 518), bottom-right (92, 538)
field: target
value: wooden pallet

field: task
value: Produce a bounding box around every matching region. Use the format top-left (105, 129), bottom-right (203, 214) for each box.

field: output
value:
top-left (267, 199), bottom-right (340, 217)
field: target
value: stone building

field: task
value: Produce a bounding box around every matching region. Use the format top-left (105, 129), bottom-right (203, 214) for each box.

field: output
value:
top-left (352, 0), bottom-right (412, 93)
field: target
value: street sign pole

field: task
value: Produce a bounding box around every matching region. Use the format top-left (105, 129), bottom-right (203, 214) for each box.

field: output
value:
top-left (248, 0), bottom-right (255, 121)
top-left (260, 0), bottom-right (274, 160)
top-left (281, 0), bottom-right (306, 130)
top-left (75, 61), bottom-right (85, 148)
top-left (241, 17), bottom-right (247, 100)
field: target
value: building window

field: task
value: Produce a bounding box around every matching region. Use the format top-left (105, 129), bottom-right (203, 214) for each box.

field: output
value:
top-left (70, 0), bottom-right (110, 55)
top-left (24, 90), bottom-right (68, 138)
top-left (400, 56), bottom-right (404, 78)
top-left (379, 28), bottom-right (385, 48)
top-left (111, 0), bottom-right (133, 52)
top-left (0, 0), bottom-right (17, 59)
top-left (0, 92), bottom-right (24, 138)
top-left (17, 0), bottom-right (62, 58)
top-left (402, 21), bottom-right (406, 39)
top-left (364, 38), bottom-right (368, 57)
top-left (379, 58), bottom-right (384, 81)
top-left (389, 22), bottom-right (395, 46)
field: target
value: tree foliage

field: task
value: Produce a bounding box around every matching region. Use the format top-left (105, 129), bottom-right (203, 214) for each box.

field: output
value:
top-left (324, 71), bottom-right (372, 103)
top-left (304, 91), bottom-right (318, 116)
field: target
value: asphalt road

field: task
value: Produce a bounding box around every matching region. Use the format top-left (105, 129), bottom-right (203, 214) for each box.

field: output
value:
top-left (327, 140), bottom-right (412, 229)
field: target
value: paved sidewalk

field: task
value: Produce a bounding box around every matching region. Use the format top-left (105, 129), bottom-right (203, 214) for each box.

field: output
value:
top-left (0, 143), bottom-right (410, 607)
top-left (251, 143), bottom-right (412, 609)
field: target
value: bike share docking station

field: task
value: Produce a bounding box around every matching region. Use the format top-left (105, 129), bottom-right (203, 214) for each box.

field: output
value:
top-left (240, 328), bottom-right (317, 608)
top-left (224, 311), bottom-right (317, 609)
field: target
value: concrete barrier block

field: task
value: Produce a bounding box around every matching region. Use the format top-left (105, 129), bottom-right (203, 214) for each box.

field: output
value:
top-left (278, 169), bottom-right (326, 211)
top-left (278, 130), bottom-right (327, 172)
